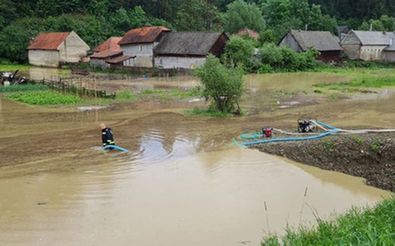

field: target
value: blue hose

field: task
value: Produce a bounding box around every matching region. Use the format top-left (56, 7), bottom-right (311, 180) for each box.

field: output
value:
top-left (242, 129), bottom-right (339, 146)
top-left (103, 145), bottom-right (129, 152)
top-left (315, 121), bottom-right (338, 130)
top-left (239, 132), bottom-right (263, 140)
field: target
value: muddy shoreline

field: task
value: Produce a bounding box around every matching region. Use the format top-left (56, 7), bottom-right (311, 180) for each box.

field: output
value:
top-left (253, 133), bottom-right (395, 192)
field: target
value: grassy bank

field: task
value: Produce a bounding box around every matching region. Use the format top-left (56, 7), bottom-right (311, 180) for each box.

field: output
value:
top-left (262, 198), bottom-right (395, 246)
top-left (0, 63), bottom-right (31, 72)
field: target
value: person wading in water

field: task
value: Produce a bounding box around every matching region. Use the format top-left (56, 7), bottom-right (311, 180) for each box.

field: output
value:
top-left (101, 123), bottom-right (115, 147)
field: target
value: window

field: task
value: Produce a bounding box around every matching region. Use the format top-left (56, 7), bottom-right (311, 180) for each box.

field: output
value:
top-left (140, 45), bottom-right (142, 51)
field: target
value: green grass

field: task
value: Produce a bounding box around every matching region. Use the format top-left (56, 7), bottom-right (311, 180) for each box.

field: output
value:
top-left (7, 91), bottom-right (80, 105)
top-left (0, 63), bottom-right (31, 72)
top-left (184, 108), bottom-right (232, 118)
top-left (115, 89), bottom-right (137, 101)
top-left (316, 76), bottom-right (395, 92)
top-left (261, 198), bottom-right (395, 246)
top-left (313, 66), bottom-right (395, 93)
top-left (0, 83), bottom-right (49, 93)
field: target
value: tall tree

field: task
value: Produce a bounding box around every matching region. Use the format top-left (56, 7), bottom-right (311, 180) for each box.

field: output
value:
top-left (223, 0), bottom-right (265, 33)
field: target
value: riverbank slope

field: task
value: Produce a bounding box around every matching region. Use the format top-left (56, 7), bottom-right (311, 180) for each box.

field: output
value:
top-left (253, 133), bottom-right (395, 192)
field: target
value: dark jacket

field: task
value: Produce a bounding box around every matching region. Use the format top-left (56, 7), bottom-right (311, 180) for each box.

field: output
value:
top-left (102, 128), bottom-right (115, 146)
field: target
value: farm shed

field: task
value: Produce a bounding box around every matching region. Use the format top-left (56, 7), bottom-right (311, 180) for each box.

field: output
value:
top-left (119, 26), bottom-right (171, 68)
top-left (153, 32), bottom-right (229, 69)
top-left (28, 31), bottom-right (90, 67)
top-left (279, 30), bottom-right (342, 62)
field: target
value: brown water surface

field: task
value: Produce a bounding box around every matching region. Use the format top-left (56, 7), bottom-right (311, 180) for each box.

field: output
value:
top-left (0, 72), bottom-right (394, 245)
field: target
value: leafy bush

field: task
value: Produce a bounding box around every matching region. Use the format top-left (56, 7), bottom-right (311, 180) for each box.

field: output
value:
top-left (196, 55), bottom-right (243, 113)
top-left (259, 44), bottom-right (318, 72)
top-left (223, 36), bottom-right (257, 72)
top-left (7, 91), bottom-right (79, 105)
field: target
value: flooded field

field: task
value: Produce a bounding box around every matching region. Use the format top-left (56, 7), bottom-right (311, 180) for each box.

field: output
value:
top-left (1, 71), bottom-right (394, 245)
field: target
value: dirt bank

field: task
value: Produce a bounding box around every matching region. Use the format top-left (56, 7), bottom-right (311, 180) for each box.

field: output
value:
top-left (253, 133), bottom-right (395, 192)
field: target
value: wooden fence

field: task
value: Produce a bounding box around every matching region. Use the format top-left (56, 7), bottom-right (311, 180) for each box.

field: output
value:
top-left (33, 77), bottom-right (116, 99)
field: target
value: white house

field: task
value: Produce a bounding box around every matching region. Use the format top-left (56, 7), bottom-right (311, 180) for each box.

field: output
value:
top-left (118, 26), bottom-right (170, 68)
top-left (341, 30), bottom-right (395, 61)
top-left (27, 31), bottom-right (90, 67)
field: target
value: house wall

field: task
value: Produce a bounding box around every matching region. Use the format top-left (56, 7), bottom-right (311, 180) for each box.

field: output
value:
top-left (90, 58), bottom-right (109, 69)
top-left (58, 32), bottom-right (90, 63)
top-left (340, 32), bottom-right (361, 59)
top-left (279, 33), bottom-right (303, 52)
top-left (154, 56), bottom-right (206, 69)
top-left (28, 50), bottom-right (60, 67)
top-left (123, 58), bottom-right (136, 67)
top-left (360, 46), bottom-right (386, 61)
top-left (384, 51), bottom-right (395, 62)
top-left (121, 43), bottom-right (156, 67)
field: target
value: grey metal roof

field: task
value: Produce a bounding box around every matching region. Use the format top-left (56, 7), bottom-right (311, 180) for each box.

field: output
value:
top-left (352, 31), bottom-right (395, 46)
top-left (290, 30), bottom-right (342, 51)
top-left (154, 32), bottom-right (225, 56)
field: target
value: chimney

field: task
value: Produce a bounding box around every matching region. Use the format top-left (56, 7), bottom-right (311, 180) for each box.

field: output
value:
top-left (369, 23), bottom-right (373, 31)
top-left (305, 24), bottom-right (308, 31)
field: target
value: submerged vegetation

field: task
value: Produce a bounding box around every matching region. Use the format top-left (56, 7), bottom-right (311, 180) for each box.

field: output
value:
top-left (262, 198), bottom-right (395, 246)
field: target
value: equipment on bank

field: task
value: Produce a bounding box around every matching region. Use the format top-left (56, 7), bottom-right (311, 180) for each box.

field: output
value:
top-left (236, 119), bottom-right (395, 147)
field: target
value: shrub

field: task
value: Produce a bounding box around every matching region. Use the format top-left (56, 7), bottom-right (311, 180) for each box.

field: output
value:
top-left (259, 44), bottom-right (318, 72)
top-left (196, 55), bottom-right (244, 113)
top-left (223, 36), bottom-right (257, 72)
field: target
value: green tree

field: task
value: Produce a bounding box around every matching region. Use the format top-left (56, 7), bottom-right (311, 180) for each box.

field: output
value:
top-left (175, 0), bottom-right (221, 31)
top-left (223, 36), bottom-right (256, 71)
top-left (223, 0), bottom-right (265, 33)
top-left (196, 55), bottom-right (244, 113)
top-left (0, 18), bottom-right (44, 63)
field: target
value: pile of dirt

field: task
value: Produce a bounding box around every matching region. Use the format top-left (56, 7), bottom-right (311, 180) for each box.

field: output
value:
top-left (253, 133), bottom-right (395, 192)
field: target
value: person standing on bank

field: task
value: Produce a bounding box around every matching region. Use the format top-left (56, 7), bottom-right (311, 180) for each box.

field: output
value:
top-left (101, 123), bottom-right (115, 147)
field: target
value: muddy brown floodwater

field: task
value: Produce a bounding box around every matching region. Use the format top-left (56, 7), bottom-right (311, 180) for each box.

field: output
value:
top-left (0, 71), bottom-right (394, 245)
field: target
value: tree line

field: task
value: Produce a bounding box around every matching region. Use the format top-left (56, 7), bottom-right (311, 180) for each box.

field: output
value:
top-left (1, 0), bottom-right (395, 63)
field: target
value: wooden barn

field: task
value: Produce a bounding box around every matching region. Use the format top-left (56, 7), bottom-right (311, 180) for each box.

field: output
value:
top-left (119, 26), bottom-right (170, 68)
top-left (279, 30), bottom-right (342, 62)
top-left (90, 37), bottom-right (123, 69)
top-left (340, 30), bottom-right (395, 61)
top-left (153, 32), bottom-right (229, 70)
top-left (28, 31), bottom-right (90, 67)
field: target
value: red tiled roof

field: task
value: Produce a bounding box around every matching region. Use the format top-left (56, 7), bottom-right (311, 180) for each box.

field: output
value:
top-left (90, 50), bottom-right (123, 59)
top-left (236, 28), bottom-right (260, 40)
top-left (27, 32), bottom-right (70, 50)
top-left (119, 26), bottom-right (170, 45)
top-left (93, 37), bottom-right (122, 53)
top-left (106, 55), bottom-right (135, 64)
